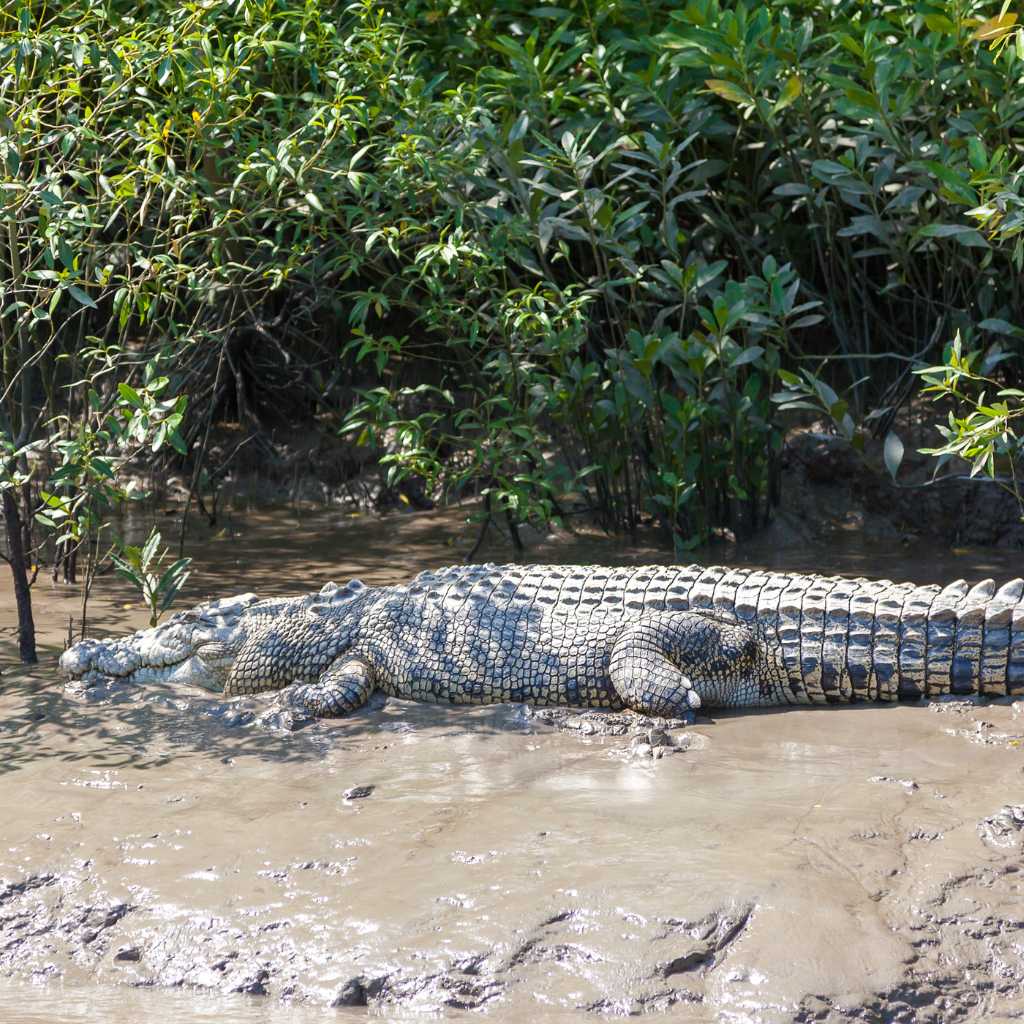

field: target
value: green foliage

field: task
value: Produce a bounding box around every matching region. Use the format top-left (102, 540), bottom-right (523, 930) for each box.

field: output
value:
top-left (3, 0), bottom-right (1024, 560)
top-left (33, 356), bottom-right (188, 549)
top-left (772, 369), bottom-right (856, 444)
top-left (110, 528), bottom-right (192, 627)
top-left (331, 0), bottom-right (1024, 541)
top-left (916, 330), bottom-right (1024, 499)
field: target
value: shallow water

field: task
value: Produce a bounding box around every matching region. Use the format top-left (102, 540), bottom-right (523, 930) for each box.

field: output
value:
top-left (2, 507), bottom-right (1023, 1023)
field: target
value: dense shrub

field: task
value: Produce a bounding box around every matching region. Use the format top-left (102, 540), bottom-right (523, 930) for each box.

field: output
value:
top-left (336, 0), bottom-right (1024, 542)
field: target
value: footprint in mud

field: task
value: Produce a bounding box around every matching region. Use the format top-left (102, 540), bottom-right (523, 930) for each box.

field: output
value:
top-left (978, 804), bottom-right (1024, 849)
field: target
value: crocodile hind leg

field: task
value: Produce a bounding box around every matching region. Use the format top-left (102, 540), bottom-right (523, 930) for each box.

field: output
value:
top-left (609, 614), bottom-right (759, 721)
top-left (284, 655), bottom-right (376, 717)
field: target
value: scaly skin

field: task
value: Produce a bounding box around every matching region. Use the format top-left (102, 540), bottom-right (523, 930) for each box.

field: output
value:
top-left (59, 564), bottom-right (1024, 721)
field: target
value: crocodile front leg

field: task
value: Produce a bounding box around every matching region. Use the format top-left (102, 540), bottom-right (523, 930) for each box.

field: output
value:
top-left (609, 614), bottom-right (761, 720)
top-left (284, 655), bottom-right (377, 717)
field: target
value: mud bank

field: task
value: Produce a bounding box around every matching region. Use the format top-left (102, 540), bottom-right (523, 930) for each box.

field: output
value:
top-left (2, 508), bottom-right (1023, 1022)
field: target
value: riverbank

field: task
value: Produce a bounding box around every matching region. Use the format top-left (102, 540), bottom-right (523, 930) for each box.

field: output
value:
top-left (2, 508), bottom-right (1023, 1022)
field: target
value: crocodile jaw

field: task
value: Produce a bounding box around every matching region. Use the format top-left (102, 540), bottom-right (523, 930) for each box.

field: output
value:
top-left (59, 593), bottom-right (260, 692)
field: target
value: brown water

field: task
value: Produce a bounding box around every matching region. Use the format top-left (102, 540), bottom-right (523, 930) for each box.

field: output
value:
top-left (2, 507), bottom-right (1023, 1023)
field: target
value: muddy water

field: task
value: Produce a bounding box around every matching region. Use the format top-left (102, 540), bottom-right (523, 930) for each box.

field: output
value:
top-left (2, 508), bottom-right (1023, 1023)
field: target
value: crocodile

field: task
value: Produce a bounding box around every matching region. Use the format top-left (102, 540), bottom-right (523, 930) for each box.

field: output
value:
top-left (59, 563), bottom-right (1024, 720)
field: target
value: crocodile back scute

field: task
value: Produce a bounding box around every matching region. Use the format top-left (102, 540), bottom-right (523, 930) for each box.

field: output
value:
top-left (403, 564), bottom-right (1024, 700)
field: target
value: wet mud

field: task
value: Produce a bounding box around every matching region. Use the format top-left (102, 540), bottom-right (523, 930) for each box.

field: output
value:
top-left (2, 508), bottom-right (1023, 1022)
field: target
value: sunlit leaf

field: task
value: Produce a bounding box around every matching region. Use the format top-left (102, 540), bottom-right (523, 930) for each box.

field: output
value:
top-left (773, 75), bottom-right (802, 113)
top-left (705, 79), bottom-right (752, 104)
top-left (117, 383), bottom-right (143, 408)
top-left (972, 12), bottom-right (1017, 41)
top-left (924, 14), bottom-right (956, 34)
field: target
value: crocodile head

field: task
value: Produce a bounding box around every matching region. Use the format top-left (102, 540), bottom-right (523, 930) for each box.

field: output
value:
top-left (59, 593), bottom-right (261, 692)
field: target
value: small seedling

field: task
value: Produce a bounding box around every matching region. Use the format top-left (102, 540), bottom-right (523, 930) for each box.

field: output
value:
top-left (111, 528), bottom-right (192, 627)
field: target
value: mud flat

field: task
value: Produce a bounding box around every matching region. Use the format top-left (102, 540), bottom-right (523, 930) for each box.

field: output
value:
top-left (1, 508), bottom-right (1023, 1022)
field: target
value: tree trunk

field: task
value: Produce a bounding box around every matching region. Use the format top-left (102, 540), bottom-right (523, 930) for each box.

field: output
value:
top-left (3, 487), bottom-right (37, 663)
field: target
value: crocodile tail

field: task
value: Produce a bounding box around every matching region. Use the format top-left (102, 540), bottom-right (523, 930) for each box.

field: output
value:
top-left (983, 578), bottom-right (1024, 697)
top-left (740, 572), bottom-right (1024, 703)
top-left (923, 577), bottom-right (1024, 698)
